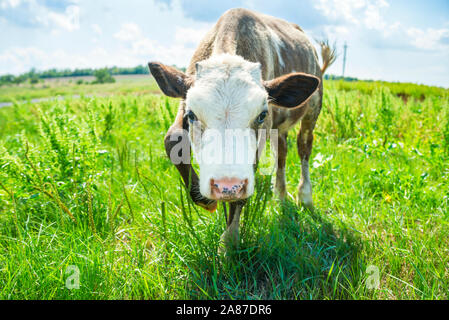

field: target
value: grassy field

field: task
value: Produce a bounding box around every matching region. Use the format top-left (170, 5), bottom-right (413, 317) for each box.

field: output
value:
top-left (0, 76), bottom-right (448, 299)
top-left (0, 75), bottom-right (159, 103)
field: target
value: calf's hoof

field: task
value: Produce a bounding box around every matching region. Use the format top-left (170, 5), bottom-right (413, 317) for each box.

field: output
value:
top-left (218, 230), bottom-right (239, 257)
top-left (198, 200), bottom-right (217, 212)
top-left (297, 188), bottom-right (314, 211)
top-left (274, 186), bottom-right (287, 201)
top-left (191, 192), bottom-right (217, 212)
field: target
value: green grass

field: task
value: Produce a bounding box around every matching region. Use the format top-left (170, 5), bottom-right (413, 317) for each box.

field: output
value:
top-left (330, 79), bottom-right (448, 101)
top-left (0, 75), bottom-right (160, 103)
top-left (0, 78), bottom-right (448, 299)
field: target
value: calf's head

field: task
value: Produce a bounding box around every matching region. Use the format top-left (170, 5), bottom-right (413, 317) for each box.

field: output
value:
top-left (149, 54), bottom-right (319, 201)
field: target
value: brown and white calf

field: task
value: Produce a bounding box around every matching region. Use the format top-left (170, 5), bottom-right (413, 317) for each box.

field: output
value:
top-left (148, 8), bottom-right (335, 250)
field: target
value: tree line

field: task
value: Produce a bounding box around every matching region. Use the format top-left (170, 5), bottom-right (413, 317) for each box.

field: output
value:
top-left (0, 65), bottom-right (150, 86)
top-left (0, 64), bottom-right (356, 86)
top-left (323, 74), bottom-right (359, 82)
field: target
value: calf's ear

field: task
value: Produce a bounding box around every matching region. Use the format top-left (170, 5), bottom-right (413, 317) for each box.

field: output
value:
top-left (264, 73), bottom-right (320, 108)
top-left (148, 62), bottom-right (193, 98)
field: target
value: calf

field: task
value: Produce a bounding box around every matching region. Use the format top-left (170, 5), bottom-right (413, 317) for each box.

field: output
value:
top-left (148, 8), bottom-right (335, 251)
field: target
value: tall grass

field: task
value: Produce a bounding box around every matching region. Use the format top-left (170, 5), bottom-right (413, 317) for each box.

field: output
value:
top-left (0, 80), bottom-right (448, 299)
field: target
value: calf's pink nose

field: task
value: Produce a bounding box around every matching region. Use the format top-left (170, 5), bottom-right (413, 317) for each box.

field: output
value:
top-left (210, 177), bottom-right (248, 200)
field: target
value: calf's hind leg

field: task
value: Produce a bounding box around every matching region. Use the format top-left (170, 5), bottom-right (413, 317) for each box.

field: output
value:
top-left (296, 110), bottom-right (319, 210)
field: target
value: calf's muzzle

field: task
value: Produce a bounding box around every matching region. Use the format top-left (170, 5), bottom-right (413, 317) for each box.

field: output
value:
top-left (210, 177), bottom-right (248, 201)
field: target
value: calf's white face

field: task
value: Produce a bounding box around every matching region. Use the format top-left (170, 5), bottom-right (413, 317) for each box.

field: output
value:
top-left (186, 55), bottom-right (268, 200)
top-left (148, 54), bottom-right (320, 202)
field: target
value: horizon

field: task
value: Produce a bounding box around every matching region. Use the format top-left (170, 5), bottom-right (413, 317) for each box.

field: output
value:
top-left (1, 0), bottom-right (448, 87)
top-left (3, 64), bottom-right (449, 90)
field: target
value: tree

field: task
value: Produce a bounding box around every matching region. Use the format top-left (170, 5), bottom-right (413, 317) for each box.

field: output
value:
top-left (92, 68), bottom-right (115, 84)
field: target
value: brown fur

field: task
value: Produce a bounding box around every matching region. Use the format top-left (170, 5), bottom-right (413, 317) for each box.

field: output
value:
top-left (151, 8), bottom-right (336, 242)
top-left (148, 62), bottom-right (193, 98)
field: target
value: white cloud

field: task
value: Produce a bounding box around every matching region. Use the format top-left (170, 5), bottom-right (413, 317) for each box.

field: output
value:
top-left (113, 21), bottom-right (211, 67)
top-left (314, 0), bottom-right (367, 25)
top-left (314, 0), bottom-right (449, 53)
top-left (364, 0), bottom-right (388, 30)
top-left (174, 25), bottom-right (211, 46)
top-left (114, 23), bottom-right (143, 42)
top-left (315, 0), bottom-right (390, 30)
top-left (0, 18), bottom-right (213, 74)
top-left (0, 45), bottom-right (134, 74)
top-left (45, 5), bottom-right (80, 31)
top-left (407, 27), bottom-right (449, 50)
top-left (0, 1), bottom-right (80, 31)
top-left (0, 46), bottom-right (50, 73)
top-left (0, 0), bottom-right (22, 9)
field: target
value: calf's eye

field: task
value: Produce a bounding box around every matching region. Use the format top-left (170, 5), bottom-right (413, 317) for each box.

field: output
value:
top-left (256, 111), bottom-right (268, 124)
top-left (186, 110), bottom-right (197, 123)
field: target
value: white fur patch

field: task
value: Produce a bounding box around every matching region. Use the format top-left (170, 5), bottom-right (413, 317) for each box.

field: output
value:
top-left (298, 161), bottom-right (313, 206)
top-left (268, 27), bottom-right (285, 68)
top-left (185, 54), bottom-right (269, 198)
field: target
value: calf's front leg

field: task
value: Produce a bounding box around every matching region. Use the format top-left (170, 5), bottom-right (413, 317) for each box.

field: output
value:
top-left (274, 133), bottom-right (288, 200)
top-left (219, 201), bottom-right (245, 255)
top-left (164, 106), bottom-right (217, 212)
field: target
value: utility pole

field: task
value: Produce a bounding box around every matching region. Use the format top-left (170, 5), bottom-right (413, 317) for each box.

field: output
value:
top-left (342, 41), bottom-right (348, 78)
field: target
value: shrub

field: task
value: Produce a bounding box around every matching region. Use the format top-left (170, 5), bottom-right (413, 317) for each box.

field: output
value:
top-left (92, 68), bottom-right (115, 84)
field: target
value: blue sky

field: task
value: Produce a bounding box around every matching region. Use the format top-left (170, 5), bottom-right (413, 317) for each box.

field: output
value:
top-left (1, 0), bottom-right (448, 87)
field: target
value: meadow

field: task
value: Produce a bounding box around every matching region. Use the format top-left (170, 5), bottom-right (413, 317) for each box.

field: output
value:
top-left (0, 75), bottom-right (160, 103)
top-left (0, 76), bottom-right (448, 299)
